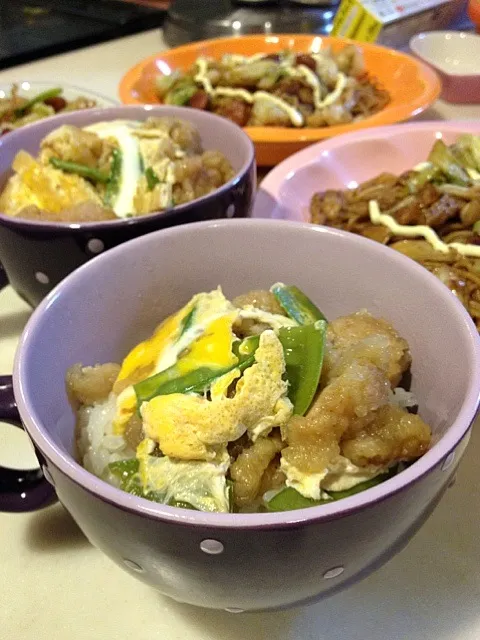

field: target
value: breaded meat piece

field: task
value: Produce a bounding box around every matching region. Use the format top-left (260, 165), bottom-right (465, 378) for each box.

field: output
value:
top-left (324, 310), bottom-right (411, 387)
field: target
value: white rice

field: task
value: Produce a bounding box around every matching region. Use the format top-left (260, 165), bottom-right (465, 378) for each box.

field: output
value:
top-left (77, 393), bottom-right (133, 478)
top-left (390, 386), bottom-right (417, 409)
top-left (76, 386), bottom-right (418, 485)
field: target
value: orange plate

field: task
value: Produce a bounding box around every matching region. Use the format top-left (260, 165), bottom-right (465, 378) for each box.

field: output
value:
top-left (119, 34), bottom-right (441, 166)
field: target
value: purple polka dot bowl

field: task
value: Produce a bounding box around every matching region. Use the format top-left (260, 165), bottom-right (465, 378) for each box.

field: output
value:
top-left (0, 106), bottom-right (255, 307)
top-left (2, 219), bottom-right (480, 611)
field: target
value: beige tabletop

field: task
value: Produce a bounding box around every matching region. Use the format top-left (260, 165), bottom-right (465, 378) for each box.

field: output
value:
top-left (1, 29), bottom-right (480, 640)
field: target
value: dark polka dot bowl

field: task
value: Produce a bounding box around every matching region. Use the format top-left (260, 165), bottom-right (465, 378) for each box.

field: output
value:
top-left (0, 105), bottom-right (255, 307)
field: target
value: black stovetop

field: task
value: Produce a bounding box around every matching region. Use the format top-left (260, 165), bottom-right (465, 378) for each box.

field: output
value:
top-left (0, 0), bottom-right (166, 70)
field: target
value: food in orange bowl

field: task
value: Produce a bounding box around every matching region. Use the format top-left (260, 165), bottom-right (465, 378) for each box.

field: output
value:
top-left (119, 35), bottom-right (441, 165)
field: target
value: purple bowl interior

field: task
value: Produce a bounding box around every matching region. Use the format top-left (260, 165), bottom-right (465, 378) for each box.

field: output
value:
top-left (0, 105), bottom-right (254, 229)
top-left (15, 219), bottom-right (480, 527)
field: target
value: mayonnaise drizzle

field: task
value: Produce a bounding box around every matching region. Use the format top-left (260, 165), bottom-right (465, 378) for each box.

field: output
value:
top-left (467, 167), bottom-right (480, 181)
top-left (369, 200), bottom-right (480, 258)
top-left (194, 55), bottom-right (346, 128)
top-left (286, 66), bottom-right (347, 110)
top-left (85, 120), bottom-right (142, 218)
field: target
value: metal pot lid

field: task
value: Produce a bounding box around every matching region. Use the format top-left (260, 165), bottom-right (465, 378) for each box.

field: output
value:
top-left (164, 0), bottom-right (338, 47)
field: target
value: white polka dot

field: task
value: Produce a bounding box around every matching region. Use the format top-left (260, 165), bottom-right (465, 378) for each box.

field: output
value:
top-left (87, 238), bottom-right (105, 254)
top-left (323, 566), bottom-right (345, 580)
top-left (441, 451), bottom-right (455, 471)
top-left (35, 271), bottom-right (50, 284)
top-left (123, 559), bottom-right (144, 572)
top-left (225, 608), bottom-right (244, 613)
top-left (226, 204), bottom-right (235, 218)
top-left (200, 539), bottom-right (224, 555)
top-left (42, 465), bottom-right (54, 486)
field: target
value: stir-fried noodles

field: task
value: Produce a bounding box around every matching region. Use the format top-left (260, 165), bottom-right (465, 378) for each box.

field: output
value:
top-left (310, 135), bottom-right (480, 329)
top-left (155, 45), bottom-right (390, 128)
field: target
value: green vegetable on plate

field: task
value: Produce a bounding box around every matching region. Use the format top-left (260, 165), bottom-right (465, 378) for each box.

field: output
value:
top-left (428, 139), bottom-right (470, 186)
top-left (165, 83), bottom-right (197, 106)
top-left (407, 164), bottom-right (440, 193)
top-left (14, 87), bottom-right (62, 117)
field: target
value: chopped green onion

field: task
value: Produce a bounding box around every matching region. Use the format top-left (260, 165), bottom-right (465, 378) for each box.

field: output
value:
top-left (104, 148), bottom-right (122, 207)
top-left (49, 157), bottom-right (109, 183)
top-left (145, 166), bottom-right (160, 191)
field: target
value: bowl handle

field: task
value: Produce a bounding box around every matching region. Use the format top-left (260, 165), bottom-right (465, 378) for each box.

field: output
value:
top-left (0, 262), bottom-right (7, 291)
top-left (0, 375), bottom-right (57, 512)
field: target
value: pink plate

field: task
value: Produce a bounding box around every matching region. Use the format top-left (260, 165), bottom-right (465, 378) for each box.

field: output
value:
top-left (253, 121), bottom-right (480, 222)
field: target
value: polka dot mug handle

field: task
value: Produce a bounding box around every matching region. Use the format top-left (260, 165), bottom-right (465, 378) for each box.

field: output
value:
top-left (0, 262), bottom-right (7, 290)
top-left (0, 375), bottom-right (57, 512)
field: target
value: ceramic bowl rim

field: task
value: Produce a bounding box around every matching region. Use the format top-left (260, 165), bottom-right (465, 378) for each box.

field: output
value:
top-left (13, 219), bottom-right (480, 530)
top-left (118, 34), bottom-right (441, 145)
top-left (409, 31), bottom-right (480, 79)
top-left (254, 120), bottom-right (480, 216)
top-left (0, 80), bottom-right (119, 107)
top-left (0, 105), bottom-right (255, 232)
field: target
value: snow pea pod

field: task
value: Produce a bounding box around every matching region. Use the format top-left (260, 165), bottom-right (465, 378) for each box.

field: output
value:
top-left (271, 283), bottom-right (327, 325)
top-left (266, 487), bottom-right (331, 512)
top-left (266, 467), bottom-right (399, 512)
top-left (134, 335), bottom-right (260, 409)
top-left (324, 466), bottom-right (399, 500)
top-left (278, 320), bottom-right (327, 416)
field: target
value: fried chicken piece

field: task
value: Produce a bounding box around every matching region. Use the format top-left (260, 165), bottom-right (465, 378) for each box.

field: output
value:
top-left (341, 404), bottom-right (431, 467)
top-left (283, 360), bottom-right (390, 474)
top-left (233, 289), bottom-right (288, 337)
top-left (324, 310), bottom-right (411, 387)
top-left (258, 456), bottom-right (286, 497)
top-left (39, 125), bottom-right (113, 170)
top-left (232, 289), bottom-right (286, 315)
top-left (230, 433), bottom-right (284, 508)
top-left (66, 363), bottom-right (120, 408)
top-left (141, 117), bottom-right (202, 155)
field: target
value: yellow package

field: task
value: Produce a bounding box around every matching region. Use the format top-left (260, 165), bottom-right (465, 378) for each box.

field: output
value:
top-left (331, 0), bottom-right (382, 42)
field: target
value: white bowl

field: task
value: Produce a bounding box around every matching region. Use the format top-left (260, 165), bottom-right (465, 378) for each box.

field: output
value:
top-left (410, 31), bottom-right (480, 104)
top-left (0, 80), bottom-right (117, 110)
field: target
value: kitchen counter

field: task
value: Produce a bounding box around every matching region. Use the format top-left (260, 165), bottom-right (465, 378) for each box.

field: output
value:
top-left (1, 29), bottom-right (480, 640)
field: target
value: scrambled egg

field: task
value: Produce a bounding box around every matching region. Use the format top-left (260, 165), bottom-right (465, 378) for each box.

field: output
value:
top-left (112, 289), bottom-right (293, 450)
top-left (142, 330), bottom-right (292, 460)
top-left (136, 438), bottom-right (230, 512)
top-left (115, 288), bottom-right (237, 384)
top-left (281, 455), bottom-right (385, 501)
top-left (0, 150), bottom-right (101, 215)
top-left (112, 289), bottom-right (239, 434)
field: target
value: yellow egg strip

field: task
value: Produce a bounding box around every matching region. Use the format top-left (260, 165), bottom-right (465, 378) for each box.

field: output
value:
top-left (115, 305), bottom-right (188, 384)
